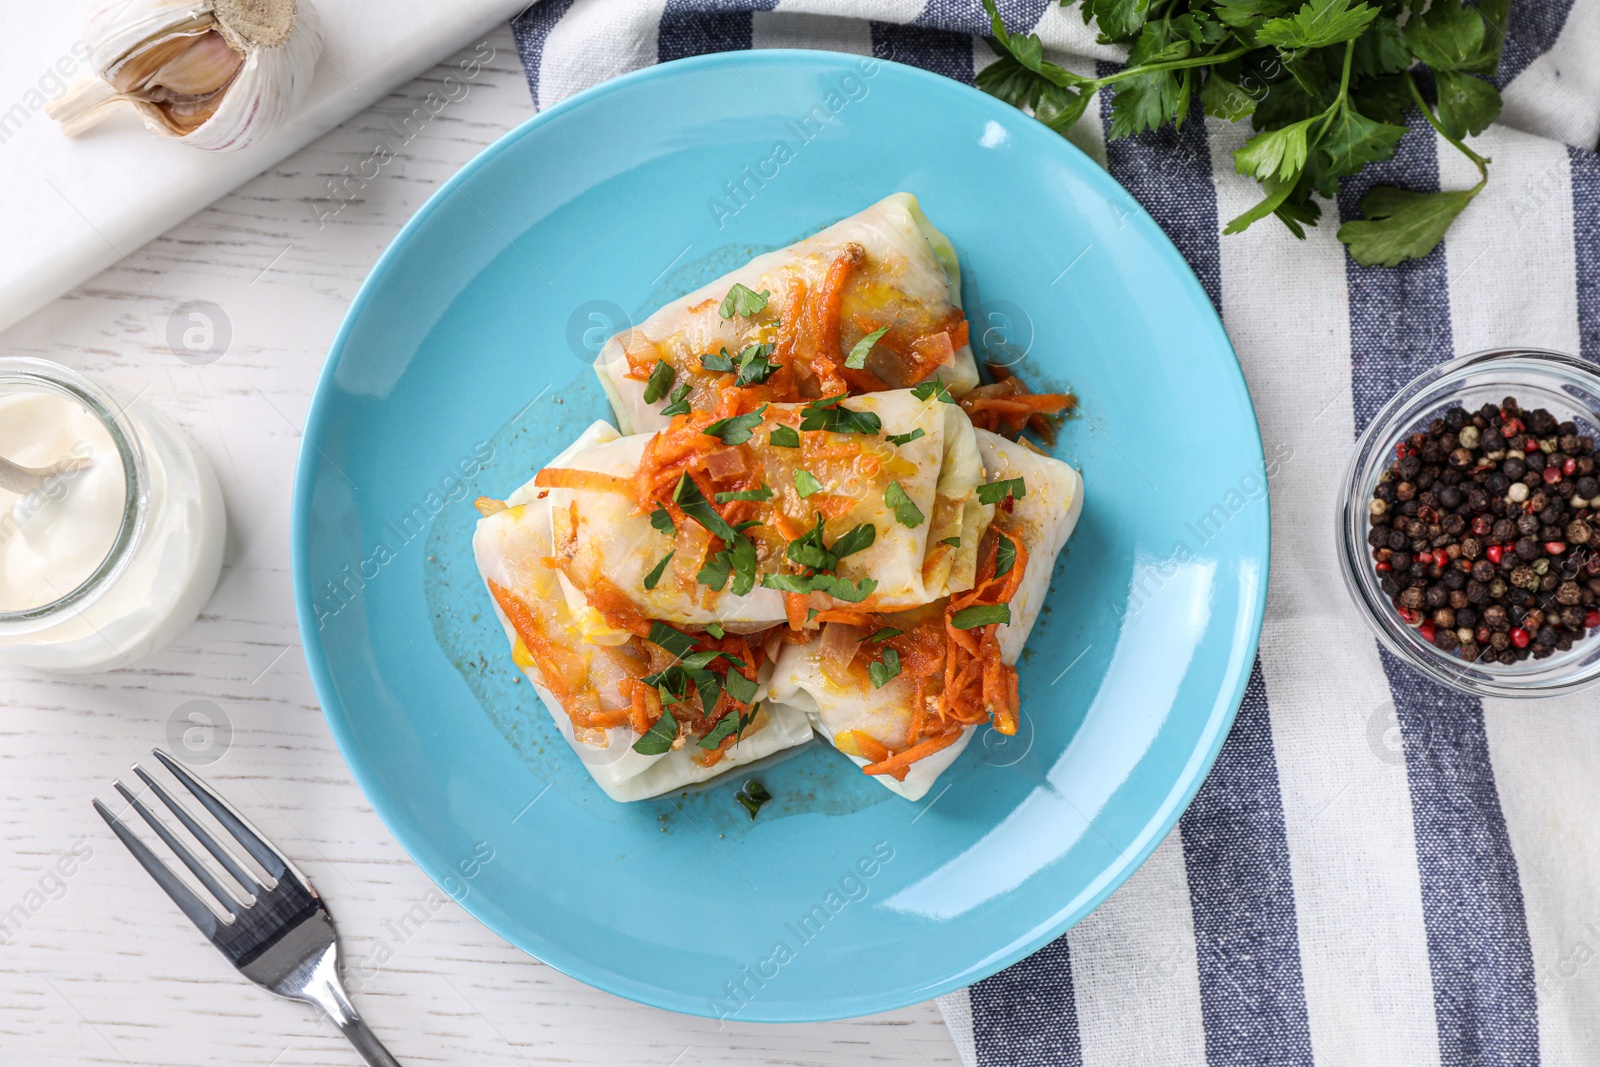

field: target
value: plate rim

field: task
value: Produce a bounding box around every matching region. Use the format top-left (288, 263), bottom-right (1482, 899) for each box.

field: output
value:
top-left (291, 47), bottom-right (1271, 1021)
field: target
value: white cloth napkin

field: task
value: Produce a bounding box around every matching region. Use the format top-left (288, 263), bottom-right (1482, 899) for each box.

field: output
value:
top-left (0, 0), bottom-right (530, 333)
top-left (508, 1), bottom-right (1600, 1063)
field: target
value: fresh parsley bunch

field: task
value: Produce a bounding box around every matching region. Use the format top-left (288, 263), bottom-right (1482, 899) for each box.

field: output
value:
top-left (977, 0), bottom-right (1507, 265)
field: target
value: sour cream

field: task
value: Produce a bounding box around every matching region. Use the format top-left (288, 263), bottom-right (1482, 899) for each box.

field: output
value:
top-left (0, 391), bottom-right (125, 612)
top-left (0, 360), bottom-right (225, 673)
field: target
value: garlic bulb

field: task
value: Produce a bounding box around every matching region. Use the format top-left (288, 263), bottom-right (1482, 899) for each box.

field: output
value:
top-left (46, 0), bottom-right (321, 152)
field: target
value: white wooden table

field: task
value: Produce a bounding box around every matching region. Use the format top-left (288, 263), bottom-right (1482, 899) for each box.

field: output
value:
top-left (0, 29), bottom-right (960, 1066)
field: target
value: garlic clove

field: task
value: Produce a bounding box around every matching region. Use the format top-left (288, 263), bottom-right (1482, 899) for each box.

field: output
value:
top-left (46, 0), bottom-right (320, 152)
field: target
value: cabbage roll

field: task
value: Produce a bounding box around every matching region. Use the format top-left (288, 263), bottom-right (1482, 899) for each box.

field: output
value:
top-left (536, 390), bottom-right (989, 639)
top-left (596, 192), bottom-right (979, 435)
top-left (766, 431), bottom-right (1084, 799)
top-left (473, 423), bottom-right (813, 802)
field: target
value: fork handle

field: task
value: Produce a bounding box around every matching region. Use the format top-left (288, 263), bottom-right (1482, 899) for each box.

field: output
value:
top-left (303, 974), bottom-right (403, 1067)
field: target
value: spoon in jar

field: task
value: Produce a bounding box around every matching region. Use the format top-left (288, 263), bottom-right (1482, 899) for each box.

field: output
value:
top-left (0, 453), bottom-right (92, 495)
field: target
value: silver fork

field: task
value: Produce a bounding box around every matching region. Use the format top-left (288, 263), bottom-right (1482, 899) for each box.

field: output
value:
top-left (93, 749), bottom-right (402, 1067)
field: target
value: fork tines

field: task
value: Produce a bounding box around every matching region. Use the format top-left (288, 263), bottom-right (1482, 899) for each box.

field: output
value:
top-left (93, 749), bottom-right (317, 960)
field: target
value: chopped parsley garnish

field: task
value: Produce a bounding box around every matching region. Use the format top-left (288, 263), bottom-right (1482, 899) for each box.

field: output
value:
top-left (868, 647), bottom-right (902, 689)
top-left (887, 428), bottom-right (926, 447)
top-left (680, 649), bottom-right (737, 670)
top-left (647, 621), bottom-right (698, 659)
top-left (650, 506), bottom-right (676, 537)
top-left (911, 378), bottom-right (955, 404)
top-left (699, 348), bottom-right (736, 372)
top-left (705, 622), bottom-right (725, 639)
top-left (995, 533), bottom-right (1017, 578)
top-left (697, 551), bottom-right (731, 591)
top-left (643, 551), bottom-right (675, 590)
top-left (799, 394), bottom-right (882, 435)
top-left (716, 483), bottom-right (773, 503)
top-left (673, 474), bottom-right (740, 542)
top-left (632, 709), bottom-right (678, 754)
top-left (763, 572), bottom-right (879, 602)
top-left (951, 604), bottom-right (1011, 630)
top-left (701, 405), bottom-right (768, 446)
top-left (735, 779), bottom-right (771, 820)
top-left (885, 481), bottom-right (924, 528)
top-left (844, 326), bottom-right (890, 370)
top-left (978, 477), bottom-right (1027, 506)
top-left (719, 283), bottom-right (770, 319)
top-left (698, 704), bottom-right (758, 749)
top-left (643, 360), bottom-right (676, 404)
top-left (723, 668), bottom-right (759, 706)
top-left (793, 469), bottom-right (823, 498)
top-left (734, 343), bottom-right (780, 386)
top-left (697, 535), bottom-right (757, 596)
top-left (830, 523), bottom-right (876, 560)
top-left (783, 513), bottom-right (875, 573)
top-left (862, 627), bottom-right (903, 643)
top-left (940, 536), bottom-right (962, 548)
top-left (769, 425), bottom-right (800, 448)
top-left (660, 382), bottom-right (693, 417)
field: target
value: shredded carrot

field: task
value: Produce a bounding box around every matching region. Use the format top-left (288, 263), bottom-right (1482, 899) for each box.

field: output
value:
top-left (863, 729), bottom-right (963, 780)
top-left (963, 366), bottom-right (1077, 442)
top-left (813, 609), bottom-right (882, 626)
top-left (851, 730), bottom-right (892, 765)
top-left (808, 243), bottom-right (865, 395)
top-left (785, 592), bottom-right (810, 631)
top-left (534, 468), bottom-right (635, 494)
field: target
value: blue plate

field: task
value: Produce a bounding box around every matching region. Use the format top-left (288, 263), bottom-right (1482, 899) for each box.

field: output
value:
top-left (293, 50), bottom-right (1268, 1022)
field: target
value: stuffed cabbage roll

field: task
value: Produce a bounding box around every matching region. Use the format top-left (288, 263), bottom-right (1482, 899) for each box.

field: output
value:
top-left (596, 192), bottom-right (979, 435)
top-left (472, 424), bottom-right (813, 803)
top-left (766, 431), bottom-right (1084, 800)
top-left (535, 390), bottom-right (990, 638)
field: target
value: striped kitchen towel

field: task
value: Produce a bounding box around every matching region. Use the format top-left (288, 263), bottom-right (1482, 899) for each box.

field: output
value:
top-left (509, 1), bottom-right (1600, 1063)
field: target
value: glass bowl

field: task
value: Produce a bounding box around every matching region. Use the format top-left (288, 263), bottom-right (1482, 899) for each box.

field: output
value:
top-left (1338, 348), bottom-right (1600, 699)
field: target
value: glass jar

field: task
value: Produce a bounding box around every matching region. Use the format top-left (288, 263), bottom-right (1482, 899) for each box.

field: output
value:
top-left (1338, 347), bottom-right (1600, 698)
top-left (0, 358), bottom-right (225, 672)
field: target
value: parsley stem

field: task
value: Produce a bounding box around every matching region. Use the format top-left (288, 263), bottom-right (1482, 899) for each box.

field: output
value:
top-left (1404, 72), bottom-right (1491, 182)
top-left (1310, 40), bottom-right (1358, 142)
top-left (1088, 44), bottom-right (1252, 89)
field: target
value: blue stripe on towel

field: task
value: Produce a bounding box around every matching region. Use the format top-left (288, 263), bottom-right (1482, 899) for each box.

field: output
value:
top-left (1339, 109), bottom-right (1453, 437)
top-left (658, 0), bottom-right (777, 62)
top-left (1178, 660), bottom-right (1315, 1067)
top-left (1571, 145), bottom-right (1600, 364)
top-left (1095, 75), bottom-right (1313, 1067)
top-left (1378, 650), bottom-right (1540, 1066)
top-left (1495, 0), bottom-right (1576, 89)
top-left (1341, 112), bottom-right (1540, 1067)
top-left (509, 0), bottom-right (577, 110)
top-left (970, 934), bottom-right (1082, 1067)
top-left (869, 22), bottom-right (975, 83)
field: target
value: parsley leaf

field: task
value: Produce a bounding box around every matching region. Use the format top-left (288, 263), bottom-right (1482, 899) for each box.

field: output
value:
top-left (734, 343), bottom-right (781, 386)
top-left (673, 474), bottom-right (740, 542)
top-left (910, 379), bottom-right (955, 404)
top-left (1234, 116), bottom-right (1316, 182)
top-left (702, 405), bottom-right (768, 446)
top-left (716, 484), bottom-right (773, 503)
top-left (885, 481), bottom-right (924, 529)
top-left (699, 348), bottom-right (736, 372)
top-left (719, 283), bottom-right (770, 319)
top-left (696, 550), bottom-right (731, 591)
top-left (862, 627), bottom-right (903, 643)
top-left (995, 534), bottom-right (1017, 578)
top-left (844, 326), bottom-right (890, 370)
top-left (642, 360), bottom-right (676, 404)
top-left (643, 551), bottom-right (674, 590)
top-left (727, 535), bottom-right (758, 596)
top-left (632, 709), bottom-right (678, 754)
top-left (830, 523), bottom-right (876, 560)
top-left (951, 604), bottom-right (1012, 630)
top-left (705, 622), bottom-right (725, 639)
top-left (868, 647), bottom-right (902, 689)
top-left (887, 428), bottom-right (926, 447)
top-left (650, 506), bottom-right (676, 537)
top-left (1434, 70), bottom-right (1501, 141)
top-left (1255, 0), bottom-right (1379, 51)
top-left (660, 382), bottom-right (692, 417)
top-left (978, 477), bottom-right (1027, 505)
top-left (940, 535), bottom-right (962, 548)
top-left (698, 704), bottom-right (757, 749)
top-left (799, 394), bottom-right (882, 435)
top-left (770, 425), bottom-right (800, 448)
top-left (1337, 186), bottom-right (1478, 267)
top-left (648, 621), bottom-right (698, 660)
top-left (1319, 101), bottom-right (1405, 179)
top-left (723, 669), bottom-right (758, 706)
top-left (763, 572), bottom-right (879, 602)
top-left (793, 469), bottom-right (823, 498)
top-left (785, 513), bottom-right (836, 572)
